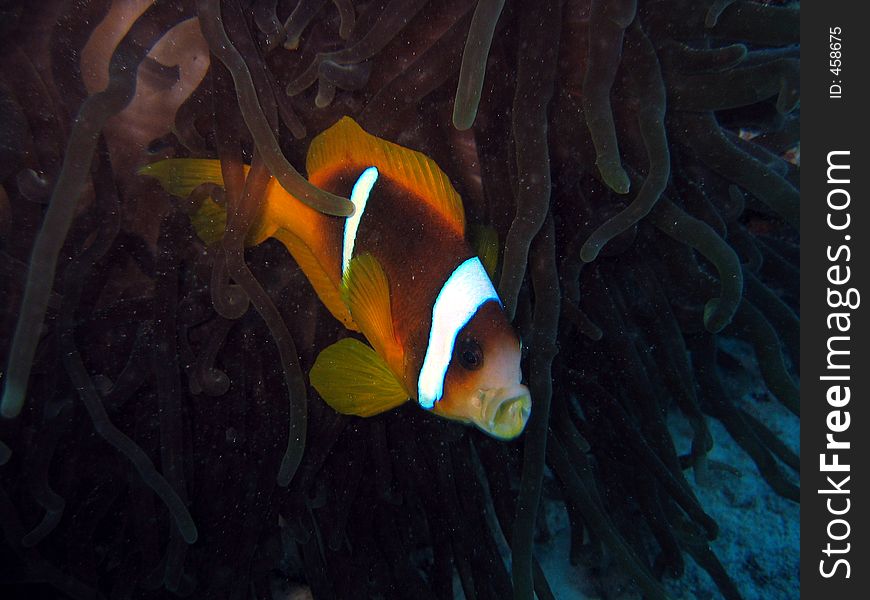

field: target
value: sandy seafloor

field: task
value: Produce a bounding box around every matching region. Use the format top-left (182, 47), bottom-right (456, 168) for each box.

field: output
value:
top-left (536, 336), bottom-right (800, 600)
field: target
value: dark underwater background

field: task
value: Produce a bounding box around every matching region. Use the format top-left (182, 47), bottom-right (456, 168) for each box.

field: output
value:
top-left (0, 0), bottom-right (799, 598)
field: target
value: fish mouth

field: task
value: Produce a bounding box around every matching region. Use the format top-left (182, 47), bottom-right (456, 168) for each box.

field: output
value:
top-left (473, 385), bottom-right (531, 440)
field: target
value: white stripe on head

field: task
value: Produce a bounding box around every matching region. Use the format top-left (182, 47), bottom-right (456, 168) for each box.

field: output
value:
top-left (342, 167), bottom-right (379, 276)
top-left (417, 257), bottom-right (501, 409)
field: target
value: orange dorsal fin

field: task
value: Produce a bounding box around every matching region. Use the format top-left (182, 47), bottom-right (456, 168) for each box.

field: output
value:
top-left (306, 117), bottom-right (466, 235)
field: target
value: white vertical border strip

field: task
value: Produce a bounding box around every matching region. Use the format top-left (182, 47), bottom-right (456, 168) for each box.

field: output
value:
top-left (417, 257), bottom-right (501, 408)
top-left (342, 166), bottom-right (379, 276)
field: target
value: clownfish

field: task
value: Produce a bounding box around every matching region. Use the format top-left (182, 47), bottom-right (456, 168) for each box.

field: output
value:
top-left (140, 117), bottom-right (530, 439)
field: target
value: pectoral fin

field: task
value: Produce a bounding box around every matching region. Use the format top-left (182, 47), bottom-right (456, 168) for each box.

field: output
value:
top-left (310, 338), bottom-right (409, 417)
top-left (341, 254), bottom-right (404, 374)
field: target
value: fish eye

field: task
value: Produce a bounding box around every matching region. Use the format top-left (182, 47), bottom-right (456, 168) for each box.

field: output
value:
top-left (458, 339), bottom-right (483, 371)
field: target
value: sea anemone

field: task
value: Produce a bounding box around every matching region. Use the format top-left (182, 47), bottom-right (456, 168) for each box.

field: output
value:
top-left (0, 1), bottom-right (798, 598)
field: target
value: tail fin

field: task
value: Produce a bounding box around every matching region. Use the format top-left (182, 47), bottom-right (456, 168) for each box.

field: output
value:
top-left (188, 197), bottom-right (227, 246)
top-left (141, 157), bottom-right (355, 330)
top-left (140, 158), bottom-right (229, 245)
top-left (139, 158), bottom-right (225, 199)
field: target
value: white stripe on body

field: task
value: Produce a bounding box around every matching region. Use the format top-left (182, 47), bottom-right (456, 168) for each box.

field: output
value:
top-left (342, 167), bottom-right (379, 276)
top-left (418, 257), bottom-right (500, 409)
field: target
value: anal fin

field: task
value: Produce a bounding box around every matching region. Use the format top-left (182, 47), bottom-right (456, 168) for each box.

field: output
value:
top-left (272, 228), bottom-right (357, 331)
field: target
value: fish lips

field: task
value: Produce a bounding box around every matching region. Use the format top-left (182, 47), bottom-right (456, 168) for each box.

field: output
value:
top-left (472, 384), bottom-right (531, 440)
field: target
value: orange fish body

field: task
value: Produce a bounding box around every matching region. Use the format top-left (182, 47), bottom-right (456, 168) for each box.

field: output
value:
top-left (142, 117), bottom-right (530, 439)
